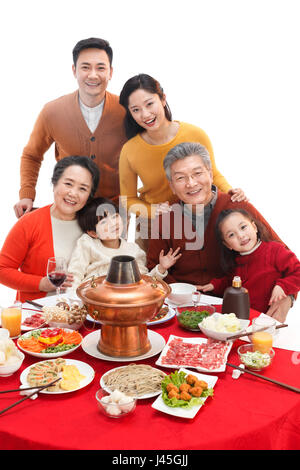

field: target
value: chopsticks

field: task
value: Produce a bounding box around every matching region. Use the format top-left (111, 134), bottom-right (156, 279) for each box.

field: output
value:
top-left (227, 323), bottom-right (288, 341)
top-left (227, 362), bottom-right (300, 393)
top-left (24, 300), bottom-right (44, 309)
top-left (0, 378), bottom-right (61, 416)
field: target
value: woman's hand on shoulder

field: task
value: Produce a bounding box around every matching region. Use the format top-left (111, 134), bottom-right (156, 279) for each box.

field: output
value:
top-left (155, 201), bottom-right (171, 216)
top-left (228, 188), bottom-right (249, 202)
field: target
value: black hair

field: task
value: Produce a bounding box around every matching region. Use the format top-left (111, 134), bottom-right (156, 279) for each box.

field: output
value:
top-left (76, 197), bottom-right (119, 233)
top-left (51, 155), bottom-right (100, 200)
top-left (119, 74), bottom-right (172, 139)
top-left (72, 37), bottom-right (113, 67)
top-left (215, 208), bottom-right (272, 273)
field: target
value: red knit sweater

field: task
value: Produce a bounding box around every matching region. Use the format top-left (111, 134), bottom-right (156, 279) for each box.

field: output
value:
top-left (147, 192), bottom-right (283, 286)
top-left (210, 241), bottom-right (300, 313)
top-left (0, 206), bottom-right (54, 302)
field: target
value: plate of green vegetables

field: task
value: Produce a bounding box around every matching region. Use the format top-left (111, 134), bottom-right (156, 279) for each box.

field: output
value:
top-left (176, 304), bottom-right (216, 331)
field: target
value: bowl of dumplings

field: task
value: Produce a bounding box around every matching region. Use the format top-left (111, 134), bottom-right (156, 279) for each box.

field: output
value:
top-left (95, 388), bottom-right (136, 418)
top-left (0, 328), bottom-right (25, 376)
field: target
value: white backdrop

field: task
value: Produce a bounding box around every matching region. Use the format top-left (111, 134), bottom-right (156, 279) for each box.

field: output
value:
top-left (0, 0), bottom-right (299, 309)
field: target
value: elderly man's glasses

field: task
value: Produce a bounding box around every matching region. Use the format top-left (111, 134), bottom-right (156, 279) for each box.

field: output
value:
top-left (172, 171), bottom-right (204, 185)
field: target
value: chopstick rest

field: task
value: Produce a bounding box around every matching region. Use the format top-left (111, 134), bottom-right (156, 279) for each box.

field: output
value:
top-left (19, 384), bottom-right (39, 400)
top-left (232, 363), bottom-right (245, 379)
top-left (227, 362), bottom-right (300, 393)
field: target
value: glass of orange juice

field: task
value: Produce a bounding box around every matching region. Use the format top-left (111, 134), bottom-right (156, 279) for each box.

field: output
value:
top-left (1, 302), bottom-right (22, 338)
top-left (251, 315), bottom-right (276, 353)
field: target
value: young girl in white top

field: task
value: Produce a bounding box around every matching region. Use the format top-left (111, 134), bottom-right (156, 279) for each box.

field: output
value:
top-left (68, 197), bottom-right (181, 289)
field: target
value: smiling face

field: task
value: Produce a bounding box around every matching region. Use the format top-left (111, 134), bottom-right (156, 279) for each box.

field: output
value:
top-left (169, 154), bottom-right (214, 210)
top-left (220, 212), bottom-right (258, 253)
top-left (52, 165), bottom-right (92, 220)
top-left (95, 213), bottom-right (124, 241)
top-left (128, 88), bottom-right (167, 132)
top-left (72, 48), bottom-right (113, 107)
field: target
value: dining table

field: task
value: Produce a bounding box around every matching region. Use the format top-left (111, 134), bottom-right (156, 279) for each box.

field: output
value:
top-left (0, 296), bottom-right (300, 452)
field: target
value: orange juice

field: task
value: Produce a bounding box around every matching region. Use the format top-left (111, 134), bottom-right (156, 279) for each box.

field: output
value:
top-left (1, 307), bottom-right (22, 337)
top-left (252, 331), bottom-right (273, 353)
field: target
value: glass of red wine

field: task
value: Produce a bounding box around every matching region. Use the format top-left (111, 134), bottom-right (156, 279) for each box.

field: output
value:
top-left (47, 257), bottom-right (67, 296)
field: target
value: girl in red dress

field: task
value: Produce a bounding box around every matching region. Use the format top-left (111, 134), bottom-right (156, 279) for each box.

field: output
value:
top-left (197, 209), bottom-right (300, 322)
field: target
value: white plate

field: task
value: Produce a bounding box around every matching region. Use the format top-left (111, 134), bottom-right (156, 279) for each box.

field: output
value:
top-left (151, 368), bottom-right (218, 419)
top-left (156, 335), bottom-right (233, 373)
top-left (100, 365), bottom-right (167, 399)
top-left (82, 329), bottom-right (166, 362)
top-left (20, 359), bottom-right (95, 394)
top-left (199, 312), bottom-right (250, 341)
top-left (17, 328), bottom-right (82, 358)
top-left (147, 305), bottom-right (176, 326)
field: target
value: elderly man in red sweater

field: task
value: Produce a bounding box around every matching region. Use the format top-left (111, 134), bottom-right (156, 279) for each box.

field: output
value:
top-left (14, 37), bottom-right (127, 218)
top-left (147, 141), bottom-right (293, 321)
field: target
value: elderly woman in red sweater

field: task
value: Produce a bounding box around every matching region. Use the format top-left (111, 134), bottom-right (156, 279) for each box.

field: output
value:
top-left (147, 142), bottom-right (293, 322)
top-left (0, 156), bottom-right (99, 302)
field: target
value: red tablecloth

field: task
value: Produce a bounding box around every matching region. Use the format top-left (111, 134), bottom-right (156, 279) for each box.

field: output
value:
top-left (1, 308), bottom-right (300, 450)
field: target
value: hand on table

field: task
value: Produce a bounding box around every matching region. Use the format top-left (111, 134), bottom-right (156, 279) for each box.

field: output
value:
top-left (228, 188), bottom-right (249, 202)
top-left (269, 285), bottom-right (287, 305)
top-left (196, 283), bottom-right (214, 292)
top-left (265, 295), bottom-right (292, 323)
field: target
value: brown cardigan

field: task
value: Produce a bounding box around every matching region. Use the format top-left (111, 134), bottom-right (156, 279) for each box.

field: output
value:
top-left (19, 90), bottom-right (127, 201)
top-left (147, 191), bottom-right (283, 285)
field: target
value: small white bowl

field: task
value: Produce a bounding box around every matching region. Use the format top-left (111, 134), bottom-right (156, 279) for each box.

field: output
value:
top-left (199, 312), bottom-right (250, 341)
top-left (168, 283), bottom-right (197, 305)
top-left (0, 351), bottom-right (25, 377)
top-left (96, 388), bottom-right (136, 418)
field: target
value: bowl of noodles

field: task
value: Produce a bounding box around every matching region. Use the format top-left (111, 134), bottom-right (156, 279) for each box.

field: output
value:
top-left (100, 364), bottom-right (166, 399)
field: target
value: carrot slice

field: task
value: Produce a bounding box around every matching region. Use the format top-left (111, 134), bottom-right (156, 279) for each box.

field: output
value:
top-left (61, 330), bottom-right (82, 345)
top-left (18, 338), bottom-right (45, 352)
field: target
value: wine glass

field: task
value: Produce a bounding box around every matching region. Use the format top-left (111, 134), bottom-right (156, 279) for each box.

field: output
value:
top-left (192, 291), bottom-right (201, 308)
top-left (47, 257), bottom-right (67, 297)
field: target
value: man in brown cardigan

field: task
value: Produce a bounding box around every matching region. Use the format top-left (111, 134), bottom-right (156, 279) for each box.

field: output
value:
top-left (14, 37), bottom-right (127, 218)
top-left (147, 142), bottom-right (293, 320)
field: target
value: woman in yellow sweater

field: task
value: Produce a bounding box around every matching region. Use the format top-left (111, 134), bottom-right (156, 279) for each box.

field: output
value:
top-left (119, 74), bottom-right (247, 221)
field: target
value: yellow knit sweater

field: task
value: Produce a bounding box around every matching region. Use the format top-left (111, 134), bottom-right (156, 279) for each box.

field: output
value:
top-left (119, 121), bottom-right (231, 218)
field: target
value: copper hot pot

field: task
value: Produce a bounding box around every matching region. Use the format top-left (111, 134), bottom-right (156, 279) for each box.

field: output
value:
top-left (76, 255), bottom-right (171, 357)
